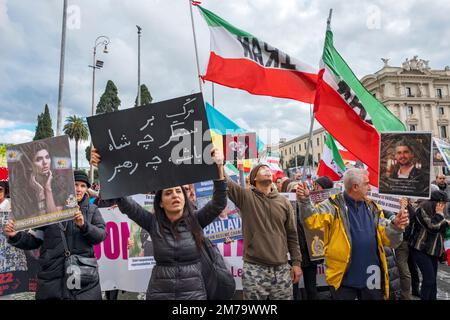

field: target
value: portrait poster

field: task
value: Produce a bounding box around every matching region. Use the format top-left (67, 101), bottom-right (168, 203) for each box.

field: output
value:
top-left (194, 176), bottom-right (242, 244)
top-left (378, 132), bottom-right (432, 199)
top-left (434, 137), bottom-right (450, 170)
top-left (127, 194), bottom-right (156, 271)
top-left (87, 93), bottom-right (219, 200)
top-left (6, 136), bottom-right (78, 231)
top-left (222, 133), bottom-right (257, 161)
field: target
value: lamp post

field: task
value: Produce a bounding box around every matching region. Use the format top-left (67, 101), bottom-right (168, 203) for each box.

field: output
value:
top-left (56, 0), bottom-right (68, 136)
top-left (89, 35), bottom-right (110, 183)
top-left (136, 25), bottom-right (142, 107)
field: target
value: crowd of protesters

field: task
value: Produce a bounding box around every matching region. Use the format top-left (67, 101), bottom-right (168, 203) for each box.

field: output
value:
top-left (1, 149), bottom-right (450, 300)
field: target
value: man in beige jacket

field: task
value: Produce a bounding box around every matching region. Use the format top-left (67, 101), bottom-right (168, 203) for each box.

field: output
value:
top-left (226, 164), bottom-right (302, 300)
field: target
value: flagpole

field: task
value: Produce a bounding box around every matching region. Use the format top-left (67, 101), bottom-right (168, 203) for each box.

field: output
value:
top-left (189, 0), bottom-right (203, 92)
top-left (302, 104), bottom-right (315, 181)
top-left (301, 9), bottom-right (332, 181)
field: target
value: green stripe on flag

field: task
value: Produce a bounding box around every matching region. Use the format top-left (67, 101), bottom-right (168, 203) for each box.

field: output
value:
top-left (197, 6), bottom-right (254, 38)
top-left (322, 30), bottom-right (405, 132)
top-left (325, 132), bottom-right (346, 171)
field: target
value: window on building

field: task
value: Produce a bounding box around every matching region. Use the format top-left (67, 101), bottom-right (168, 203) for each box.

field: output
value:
top-left (407, 106), bottom-right (414, 115)
top-left (318, 153), bottom-right (321, 160)
top-left (437, 88), bottom-right (443, 99)
top-left (409, 125), bottom-right (416, 131)
top-left (299, 144), bottom-right (301, 151)
top-left (439, 106), bottom-right (445, 115)
top-left (289, 147), bottom-right (291, 155)
top-left (440, 126), bottom-right (448, 139)
top-left (304, 142), bottom-right (306, 150)
top-left (406, 87), bottom-right (413, 97)
top-left (317, 138), bottom-right (320, 146)
top-left (293, 146), bottom-right (296, 153)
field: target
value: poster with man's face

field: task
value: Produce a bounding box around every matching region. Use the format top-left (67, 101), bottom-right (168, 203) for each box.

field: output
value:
top-left (6, 136), bottom-right (78, 231)
top-left (378, 132), bottom-right (432, 198)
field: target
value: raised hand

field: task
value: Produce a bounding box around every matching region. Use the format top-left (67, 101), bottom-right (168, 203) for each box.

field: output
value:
top-left (90, 146), bottom-right (101, 167)
top-left (296, 182), bottom-right (310, 200)
top-left (393, 210), bottom-right (409, 230)
top-left (3, 220), bottom-right (17, 238)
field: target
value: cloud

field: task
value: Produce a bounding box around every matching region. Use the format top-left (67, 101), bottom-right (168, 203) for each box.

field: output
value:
top-left (1, 0), bottom-right (448, 146)
top-left (0, 129), bottom-right (34, 144)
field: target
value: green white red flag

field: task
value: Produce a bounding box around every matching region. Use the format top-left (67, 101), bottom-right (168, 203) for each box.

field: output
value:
top-left (198, 5), bottom-right (318, 104)
top-left (313, 22), bottom-right (405, 186)
top-left (317, 132), bottom-right (346, 181)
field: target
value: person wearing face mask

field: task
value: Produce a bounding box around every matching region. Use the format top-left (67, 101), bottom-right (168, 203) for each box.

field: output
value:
top-left (3, 170), bottom-right (107, 300)
top-left (90, 146), bottom-right (227, 300)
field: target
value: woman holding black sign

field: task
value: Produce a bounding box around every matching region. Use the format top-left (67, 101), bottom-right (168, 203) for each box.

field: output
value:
top-left (91, 146), bottom-right (228, 300)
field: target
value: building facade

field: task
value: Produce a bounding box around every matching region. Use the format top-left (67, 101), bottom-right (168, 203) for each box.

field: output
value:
top-left (277, 57), bottom-right (450, 171)
top-left (361, 56), bottom-right (450, 138)
top-left (278, 128), bottom-right (326, 170)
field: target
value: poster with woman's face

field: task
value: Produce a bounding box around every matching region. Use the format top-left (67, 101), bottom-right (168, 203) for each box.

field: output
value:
top-left (6, 136), bottom-right (78, 231)
top-left (378, 132), bottom-right (432, 199)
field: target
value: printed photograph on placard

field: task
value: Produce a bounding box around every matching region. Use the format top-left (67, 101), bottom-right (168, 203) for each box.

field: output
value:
top-left (379, 132), bottom-right (432, 198)
top-left (6, 136), bottom-right (78, 231)
top-left (127, 194), bottom-right (156, 270)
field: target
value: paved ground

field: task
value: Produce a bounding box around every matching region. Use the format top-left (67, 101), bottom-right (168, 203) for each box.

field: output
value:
top-left (1, 263), bottom-right (449, 300)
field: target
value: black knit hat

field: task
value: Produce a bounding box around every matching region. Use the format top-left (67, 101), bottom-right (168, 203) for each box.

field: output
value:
top-left (430, 189), bottom-right (449, 202)
top-left (314, 176), bottom-right (334, 190)
top-left (74, 170), bottom-right (91, 189)
top-left (0, 181), bottom-right (9, 197)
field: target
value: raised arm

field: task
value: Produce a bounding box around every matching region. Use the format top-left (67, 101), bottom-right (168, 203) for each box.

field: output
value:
top-left (77, 206), bottom-right (108, 245)
top-left (4, 221), bottom-right (44, 250)
top-left (296, 182), bottom-right (335, 230)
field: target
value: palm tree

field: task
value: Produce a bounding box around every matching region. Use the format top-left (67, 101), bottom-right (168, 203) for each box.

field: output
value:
top-left (63, 115), bottom-right (89, 170)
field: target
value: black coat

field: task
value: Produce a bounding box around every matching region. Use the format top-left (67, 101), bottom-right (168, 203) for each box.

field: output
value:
top-left (8, 195), bottom-right (107, 300)
top-left (385, 247), bottom-right (401, 300)
top-left (115, 180), bottom-right (227, 300)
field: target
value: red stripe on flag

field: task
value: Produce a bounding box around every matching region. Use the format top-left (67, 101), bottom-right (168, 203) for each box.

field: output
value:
top-left (314, 69), bottom-right (380, 187)
top-left (204, 52), bottom-right (318, 104)
top-left (317, 160), bottom-right (341, 181)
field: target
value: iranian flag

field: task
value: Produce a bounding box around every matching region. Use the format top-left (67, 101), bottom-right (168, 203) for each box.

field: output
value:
top-left (197, 5), bottom-right (317, 104)
top-left (314, 19), bottom-right (405, 186)
top-left (317, 132), bottom-right (345, 181)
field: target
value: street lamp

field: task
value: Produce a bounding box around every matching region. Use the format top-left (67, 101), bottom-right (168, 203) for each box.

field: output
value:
top-left (136, 25), bottom-right (142, 107)
top-left (89, 35), bottom-right (110, 183)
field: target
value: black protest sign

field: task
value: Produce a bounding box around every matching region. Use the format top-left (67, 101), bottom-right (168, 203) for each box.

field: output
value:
top-left (6, 135), bottom-right (78, 231)
top-left (87, 93), bottom-right (219, 199)
top-left (378, 132), bottom-right (432, 199)
top-left (223, 133), bottom-right (257, 161)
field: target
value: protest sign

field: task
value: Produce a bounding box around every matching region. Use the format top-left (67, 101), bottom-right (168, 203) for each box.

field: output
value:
top-left (87, 93), bottom-right (219, 199)
top-left (127, 194), bottom-right (156, 271)
top-left (195, 176), bottom-right (242, 244)
top-left (6, 136), bottom-right (78, 231)
top-left (434, 137), bottom-right (450, 170)
top-left (222, 133), bottom-right (257, 161)
top-left (0, 211), bottom-right (39, 297)
top-left (379, 132), bottom-right (432, 199)
top-left (433, 140), bottom-right (446, 167)
top-left (366, 188), bottom-right (401, 213)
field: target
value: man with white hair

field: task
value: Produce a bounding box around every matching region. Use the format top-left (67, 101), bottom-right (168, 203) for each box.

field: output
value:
top-left (296, 168), bottom-right (409, 300)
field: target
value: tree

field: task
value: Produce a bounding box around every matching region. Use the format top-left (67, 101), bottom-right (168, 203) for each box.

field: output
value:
top-left (63, 115), bottom-right (89, 170)
top-left (134, 84), bottom-right (153, 107)
top-left (33, 104), bottom-right (54, 140)
top-left (96, 80), bottom-right (121, 114)
top-left (287, 154), bottom-right (315, 169)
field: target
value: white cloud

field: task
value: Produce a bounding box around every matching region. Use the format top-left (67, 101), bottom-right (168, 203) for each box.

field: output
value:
top-left (0, 129), bottom-right (34, 144)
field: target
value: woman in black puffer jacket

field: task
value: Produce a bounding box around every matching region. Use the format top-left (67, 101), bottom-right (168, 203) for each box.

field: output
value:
top-left (92, 147), bottom-right (227, 300)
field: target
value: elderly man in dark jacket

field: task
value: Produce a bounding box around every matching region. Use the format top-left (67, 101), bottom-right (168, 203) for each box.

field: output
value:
top-left (4, 170), bottom-right (107, 300)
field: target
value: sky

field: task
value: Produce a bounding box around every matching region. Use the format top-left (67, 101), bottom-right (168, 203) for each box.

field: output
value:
top-left (1, 0), bottom-right (449, 167)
